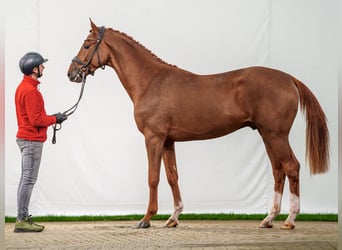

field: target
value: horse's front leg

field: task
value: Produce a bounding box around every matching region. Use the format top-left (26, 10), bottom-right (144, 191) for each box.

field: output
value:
top-left (163, 141), bottom-right (183, 228)
top-left (137, 134), bottom-right (165, 229)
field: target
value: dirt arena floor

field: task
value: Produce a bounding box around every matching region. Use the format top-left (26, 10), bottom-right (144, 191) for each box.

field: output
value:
top-left (5, 220), bottom-right (338, 249)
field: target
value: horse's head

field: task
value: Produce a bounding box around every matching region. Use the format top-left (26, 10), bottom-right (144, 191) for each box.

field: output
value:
top-left (67, 19), bottom-right (108, 83)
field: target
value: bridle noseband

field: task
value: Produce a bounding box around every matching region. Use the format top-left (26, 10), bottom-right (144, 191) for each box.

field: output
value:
top-left (52, 26), bottom-right (106, 144)
top-left (71, 26), bottom-right (106, 79)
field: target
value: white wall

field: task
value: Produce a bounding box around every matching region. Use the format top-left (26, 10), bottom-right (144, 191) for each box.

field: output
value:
top-left (5, 0), bottom-right (338, 216)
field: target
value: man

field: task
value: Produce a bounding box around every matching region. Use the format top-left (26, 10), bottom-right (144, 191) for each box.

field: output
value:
top-left (14, 52), bottom-right (67, 232)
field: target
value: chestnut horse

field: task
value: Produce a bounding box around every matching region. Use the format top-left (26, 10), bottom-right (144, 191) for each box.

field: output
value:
top-left (67, 20), bottom-right (329, 230)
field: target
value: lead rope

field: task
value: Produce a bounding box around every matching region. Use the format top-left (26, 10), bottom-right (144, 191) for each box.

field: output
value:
top-left (52, 71), bottom-right (87, 144)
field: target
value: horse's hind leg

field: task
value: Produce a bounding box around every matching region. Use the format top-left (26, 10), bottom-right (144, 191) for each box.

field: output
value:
top-left (260, 133), bottom-right (300, 230)
top-left (259, 137), bottom-right (286, 228)
top-left (162, 141), bottom-right (183, 227)
top-left (280, 149), bottom-right (300, 230)
top-left (260, 169), bottom-right (286, 228)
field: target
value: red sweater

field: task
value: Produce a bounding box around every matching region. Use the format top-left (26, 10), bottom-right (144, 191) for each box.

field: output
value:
top-left (15, 75), bottom-right (57, 142)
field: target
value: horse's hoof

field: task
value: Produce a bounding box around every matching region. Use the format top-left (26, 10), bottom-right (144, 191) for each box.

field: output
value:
top-left (164, 219), bottom-right (178, 228)
top-left (281, 222), bottom-right (295, 230)
top-left (259, 221), bottom-right (273, 228)
top-left (137, 221), bottom-right (150, 229)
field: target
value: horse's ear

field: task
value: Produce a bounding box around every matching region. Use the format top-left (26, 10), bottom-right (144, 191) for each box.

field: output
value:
top-left (89, 18), bottom-right (99, 34)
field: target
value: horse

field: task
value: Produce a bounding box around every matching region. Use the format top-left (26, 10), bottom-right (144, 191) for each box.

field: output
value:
top-left (67, 20), bottom-right (329, 230)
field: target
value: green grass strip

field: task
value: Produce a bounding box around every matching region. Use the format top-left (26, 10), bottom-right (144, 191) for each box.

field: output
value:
top-left (5, 213), bottom-right (337, 223)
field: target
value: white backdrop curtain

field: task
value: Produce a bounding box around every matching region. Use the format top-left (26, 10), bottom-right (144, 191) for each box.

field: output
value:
top-left (5, 0), bottom-right (338, 216)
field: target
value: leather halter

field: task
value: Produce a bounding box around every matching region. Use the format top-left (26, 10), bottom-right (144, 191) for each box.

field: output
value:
top-left (72, 26), bottom-right (106, 77)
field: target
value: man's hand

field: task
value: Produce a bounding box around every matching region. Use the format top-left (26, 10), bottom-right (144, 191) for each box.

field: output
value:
top-left (55, 113), bottom-right (68, 124)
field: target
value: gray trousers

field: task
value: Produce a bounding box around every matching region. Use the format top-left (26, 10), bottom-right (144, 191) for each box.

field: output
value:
top-left (16, 139), bottom-right (43, 221)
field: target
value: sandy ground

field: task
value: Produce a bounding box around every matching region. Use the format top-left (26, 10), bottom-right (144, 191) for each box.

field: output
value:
top-left (5, 220), bottom-right (338, 249)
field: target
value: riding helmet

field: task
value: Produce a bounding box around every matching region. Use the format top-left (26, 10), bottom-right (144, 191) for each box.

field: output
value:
top-left (19, 52), bottom-right (48, 75)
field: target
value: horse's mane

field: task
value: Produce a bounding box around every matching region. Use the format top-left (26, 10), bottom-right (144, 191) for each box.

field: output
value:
top-left (108, 28), bottom-right (178, 68)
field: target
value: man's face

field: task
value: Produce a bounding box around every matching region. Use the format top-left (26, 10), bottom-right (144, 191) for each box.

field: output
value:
top-left (32, 64), bottom-right (45, 78)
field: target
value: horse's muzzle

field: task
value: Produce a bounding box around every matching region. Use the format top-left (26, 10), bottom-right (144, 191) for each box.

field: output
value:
top-left (67, 69), bottom-right (84, 83)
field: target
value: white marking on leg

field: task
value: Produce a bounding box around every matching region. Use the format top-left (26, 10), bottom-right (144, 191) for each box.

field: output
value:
top-left (260, 192), bottom-right (282, 228)
top-left (269, 192), bottom-right (282, 218)
top-left (286, 193), bottom-right (300, 226)
top-left (165, 201), bottom-right (183, 227)
top-left (172, 164), bottom-right (177, 171)
top-left (171, 201), bottom-right (183, 220)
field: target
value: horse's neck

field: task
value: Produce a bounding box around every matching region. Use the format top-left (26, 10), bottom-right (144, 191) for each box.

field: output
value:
top-left (106, 32), bottom-right (168, 103)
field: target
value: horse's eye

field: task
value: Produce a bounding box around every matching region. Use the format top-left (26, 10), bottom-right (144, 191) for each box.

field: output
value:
top-left (84, 44), bottom-right (90, 49)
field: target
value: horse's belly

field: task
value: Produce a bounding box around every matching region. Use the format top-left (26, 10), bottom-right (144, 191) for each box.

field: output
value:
top-left (168, 119), bottom-right (245, 141)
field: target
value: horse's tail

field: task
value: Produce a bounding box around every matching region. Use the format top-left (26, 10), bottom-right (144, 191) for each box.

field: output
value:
top-left (292, 77), bottom-right (329, 175)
